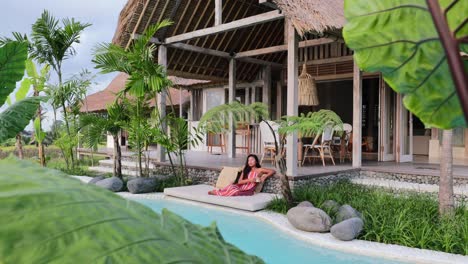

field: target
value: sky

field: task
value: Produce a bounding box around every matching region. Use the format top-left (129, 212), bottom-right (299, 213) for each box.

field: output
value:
top-left (1, 0), bottom-right (128, 130)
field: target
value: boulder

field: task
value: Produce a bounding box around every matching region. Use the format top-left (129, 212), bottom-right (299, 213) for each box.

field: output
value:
top-left (296, 201), bottom-right (314, 208)
top-left (127, 177), bottom-right (158, 194)
top-left (335, 204), bottom-right (362, 223)
top-left (95, 177), bottom-right (123, 192)
top-left (331, 217), bottom-right (364, 241)
top-left (88, 176), bottom-right (105, 185)
top-left (321, 200), bottom-right (340, 214)
top-left (286, 207), bottom-right (332, 232)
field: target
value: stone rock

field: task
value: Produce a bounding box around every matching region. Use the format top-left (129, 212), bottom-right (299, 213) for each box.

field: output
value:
top-left (331, 217), bottom-right (364, 241)
top-left (127, 177), bottom-right (158, 194)
top-left (88, 176), bottom-right (105, 185)
top-left (335, 204), bottom-right (362, 223)
top-left (321, 200), bottom-right (340, 214)
top-left (287, 207), bottom-right (332, 232)
top-left (95, 177), bottom-right (123, 192)
top-left (296, 201), bottom-right (314, 208)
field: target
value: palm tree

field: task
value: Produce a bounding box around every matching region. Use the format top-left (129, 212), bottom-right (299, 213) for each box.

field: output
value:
top-left (198, 102), bottom-right (343, 206)
top-left (93, 20), bottom-right (173, 176)
top-left (80, 102), bottom-right (128, 178)
top-left (30, 10), bottom-right (91, 168)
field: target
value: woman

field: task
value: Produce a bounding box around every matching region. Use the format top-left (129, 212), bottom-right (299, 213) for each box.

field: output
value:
top-left (208, 154), bottom-right (275, 196)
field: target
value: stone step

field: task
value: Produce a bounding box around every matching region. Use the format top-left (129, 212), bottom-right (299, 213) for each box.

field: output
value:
top-left (88, 166), bottom-right (139, 177)
top-left (98, 159), bottom-right (156, 169)
top-left (351, 178), bottom-right (468, 196)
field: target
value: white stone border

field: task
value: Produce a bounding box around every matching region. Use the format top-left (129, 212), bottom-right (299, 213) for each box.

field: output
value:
top-left (73, 176), bottom-right (467, 264)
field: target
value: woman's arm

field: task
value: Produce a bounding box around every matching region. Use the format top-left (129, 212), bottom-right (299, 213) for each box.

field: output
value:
top-left (259, 168), bottom-right (276, 182)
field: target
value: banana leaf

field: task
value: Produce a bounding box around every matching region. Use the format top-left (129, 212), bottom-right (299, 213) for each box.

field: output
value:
top-left (0, 158), bottom-right (264, 263)
top-left (0, 41), bottom-right (27, 105)
top-left (343, 0), bottom-right (468, 129)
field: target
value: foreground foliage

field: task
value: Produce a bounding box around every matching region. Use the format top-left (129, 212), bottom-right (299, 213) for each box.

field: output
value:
top-left (343, 0), bottom-right (468, 129)
top-left (0, 158), bottom-right (264, 263)
top-left (267, 180), bottom-right (468, 255)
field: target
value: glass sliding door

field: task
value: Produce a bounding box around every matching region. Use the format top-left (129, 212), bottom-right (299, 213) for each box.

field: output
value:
top-left (379, 81), bottom-right (396, 161)
top-left (396, 94), bottom-right (413, 162)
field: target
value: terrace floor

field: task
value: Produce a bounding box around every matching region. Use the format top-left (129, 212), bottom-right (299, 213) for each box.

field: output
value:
top-left (79, 148), bottom-right (468, 179)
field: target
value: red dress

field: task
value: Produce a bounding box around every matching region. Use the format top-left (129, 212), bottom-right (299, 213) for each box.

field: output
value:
top-left (213, 170), bottom-right (258, 196)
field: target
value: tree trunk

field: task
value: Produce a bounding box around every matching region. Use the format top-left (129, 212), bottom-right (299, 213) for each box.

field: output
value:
top-left (439, 129), bottom-right (454, 215)
top-left (113, 135), bottom-right (122, 179)
top-left (36, 104), bottom-right (46, 167)
top-left (15, 134), bottom-right (24, 159)
top-left (275, 153), bottom-right (294, 207)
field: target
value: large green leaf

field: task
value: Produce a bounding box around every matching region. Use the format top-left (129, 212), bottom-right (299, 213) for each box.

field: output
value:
top-left (343, 0), bottom-right (468, 129)
top-left (0, 41), bottom-right (28, 105)
top-left (15, 77), bottom-right (31, 101)
top-left (0, 158), bottom-right (264, 263)
top-left (0, 97), bottom-right (43, 142)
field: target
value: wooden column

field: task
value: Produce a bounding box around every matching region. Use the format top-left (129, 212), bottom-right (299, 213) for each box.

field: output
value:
top-left (251, 86), bottom-right (257, 103)
top-left (179, 88), bottom-right (183, 118)
top-left (276, 81), bottom-right (282, 119)
top-left (156, 45), bottom-right (167, 162)
top-left (215, 0), bottom-right (222, 26)
top-left (286, 21), bottom-right (298, 176)
top-left (228, 58), bottom-right (236, 158)
top-left (245, 87), bottom-right (250, 105)
top-left (352, 60), bottom-right (362, 168)
top-left (189, 90), bottom-right (194, 121)
top-left (263, 65), bottom-right (272, 117)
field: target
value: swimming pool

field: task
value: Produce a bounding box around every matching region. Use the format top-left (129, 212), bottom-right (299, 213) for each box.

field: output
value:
top-left (135, 198), bottom-right (403, 264)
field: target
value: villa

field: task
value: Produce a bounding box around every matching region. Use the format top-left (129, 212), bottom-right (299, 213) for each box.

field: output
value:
top-left (81, 0), bottom-right (468, 194)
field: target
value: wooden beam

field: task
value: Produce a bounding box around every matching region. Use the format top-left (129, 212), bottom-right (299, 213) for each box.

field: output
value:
top-left (245, 87), bottom-right (251, 105)
top-left (215, 0), bottom-right (223, 26)
top-left (276, 81), bottom-right (282, 119)
top-left (140, 36), bottom-right (283, 68)
top-left (228, 58), bottom-right (236, 158)
top-left (286, 20), bottom-right (298, 176)
top-left (352, 60), bottom-right (362, 168)
top-left (166, 10), bottom-right (284, 44)
top-left (259, 0), bottom-right (277, 9)
top-left (169, 42), bottom-right (231, 58)
top-left (157, 45), bottom-right (168, 162)
top-left (235, 38), bottom-right (337, 58)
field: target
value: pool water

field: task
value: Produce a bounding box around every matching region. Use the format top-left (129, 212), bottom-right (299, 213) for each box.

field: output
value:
top-left (135, 198), bottom-right (403, 264)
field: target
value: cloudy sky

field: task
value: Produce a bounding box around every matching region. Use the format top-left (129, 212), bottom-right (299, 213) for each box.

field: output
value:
top-left (1, 0), bottom-right (128, 129)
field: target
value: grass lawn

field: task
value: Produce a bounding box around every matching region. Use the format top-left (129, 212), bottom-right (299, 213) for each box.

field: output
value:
top-left (267, 180), bottom-right (468, 255)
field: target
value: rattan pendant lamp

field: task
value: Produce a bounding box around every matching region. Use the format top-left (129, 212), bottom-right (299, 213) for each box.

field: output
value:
top-left (298, 54), bottom-right (319, 106)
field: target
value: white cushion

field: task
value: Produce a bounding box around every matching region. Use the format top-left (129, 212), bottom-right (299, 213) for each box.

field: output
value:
top-left (215, 166), bottom-right (242, 188)
top-left (164, 185), bottom-right (278, 211)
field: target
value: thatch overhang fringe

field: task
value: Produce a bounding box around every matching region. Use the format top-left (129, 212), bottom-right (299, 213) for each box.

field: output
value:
top-left (272, 0), bottom-right (345, 37)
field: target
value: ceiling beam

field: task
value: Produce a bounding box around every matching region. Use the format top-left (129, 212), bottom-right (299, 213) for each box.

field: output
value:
top-left (165, 10), bottom-right (284, 44)
top-left (134, 34), bottom-right (283, 68)
top-left (215, 0), bottom-right (223, 26)
top-left (235, 38), bottom-right (339, 58)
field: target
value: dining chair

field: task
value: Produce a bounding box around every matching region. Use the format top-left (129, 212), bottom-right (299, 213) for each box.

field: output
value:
top-left (302, 124), bottom-right (336, 166)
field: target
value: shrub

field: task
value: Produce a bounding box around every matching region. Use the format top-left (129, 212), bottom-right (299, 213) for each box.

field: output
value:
top-left (267, 180), bottom-right (468, 255)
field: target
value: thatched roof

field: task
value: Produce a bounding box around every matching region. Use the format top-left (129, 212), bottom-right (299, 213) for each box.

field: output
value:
top-left (272, 0), bottom-right (345, 36)
top-left (80, 73), bottom-right (208, 113)
top-left (112, 0), bottom-right (345, 82)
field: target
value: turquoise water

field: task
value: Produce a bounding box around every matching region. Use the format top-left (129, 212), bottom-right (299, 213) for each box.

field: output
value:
top-left (135, 198), bottom-right (403, 264)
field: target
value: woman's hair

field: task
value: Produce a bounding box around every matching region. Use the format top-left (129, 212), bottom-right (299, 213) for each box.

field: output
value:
top-left (242, 154), bottom-right (261, 180)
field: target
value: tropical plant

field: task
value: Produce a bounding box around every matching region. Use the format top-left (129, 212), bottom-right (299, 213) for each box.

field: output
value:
top-left (93, 20), bottom-right (174, 176)
top-left (30, 10), bottom-right (91, 168)
top-left (26, 59), bottom-right (50, 166)
top-left (198, 102), bottom-right (343, 206)
top-left (0, 158), bottom-right (264, 263)
top-left (343, 0), bottom-right (468, 215)
top-left (0, 41), bottom-right (42, 144)
top-left (80, 102), bottom-right (129, 178)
